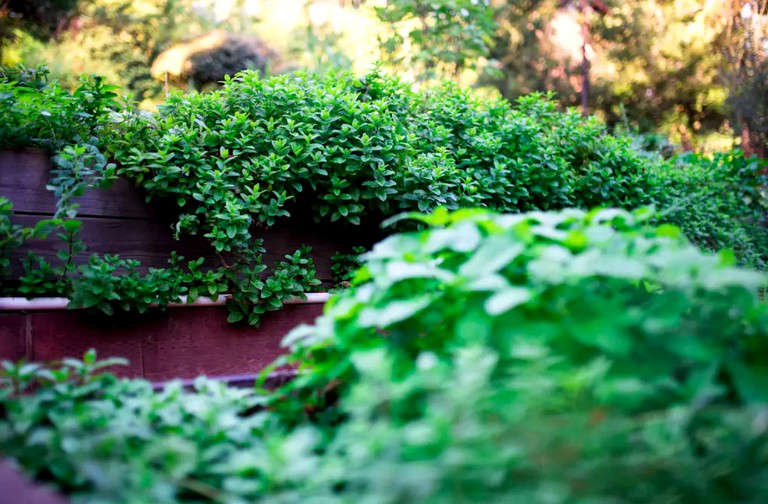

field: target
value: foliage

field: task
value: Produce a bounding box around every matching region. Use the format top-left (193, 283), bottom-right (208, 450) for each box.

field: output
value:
top-left (650, 151), bottom-right (768, 269)
top-left (331, 245), bottom-right (367, 287)
top-left (2, 0), bottom-right (758, 148)
top-left (263, 207), bottom-right (768, 503)
top-left (721, 0), bottom-right (768, 157)
top-left (4, 208), bottom-right (768, 503)
top-left (2, 67), bottom-right (766, 327)
top-left (0, 65), bottom-right (120, 153)
top-left (14, 242), bottom-right (320, 325)
top-left (0, 0), bottom-right (81, 63)
top-left (0, 351), bottom-right (308, 504)
top-left (110, 69), bottom-right (656, 252)
top-left (483, 0), bottom-right (732, 148)
top-left (0, 0), bottom-right (81, 41)
top-left (0, 198), bottom-right (59, 280)
top-left (374, 0), bottom-right (498, 82)
top-left (225, 245), bottom-right (322, 325)
top-left (0, 67), bottom-right (322, 326)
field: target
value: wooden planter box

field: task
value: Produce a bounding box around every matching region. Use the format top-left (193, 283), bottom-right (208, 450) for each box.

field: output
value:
top-left (0, 148), bottom-right (378, 279)
top-left (0, 300), bottom-right (322, 380)
top-left (0, 148), bottom-right (376, 377)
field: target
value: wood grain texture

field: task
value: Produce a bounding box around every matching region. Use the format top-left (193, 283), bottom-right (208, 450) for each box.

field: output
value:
top-left (30, 310), bottom-right (145, 378)
top-left (2, 149), bottom-right (383, 282)
top-left (0, 305), bottom-right (322, 380)
top-left (140, 304), bottom-right (323, 381)
top-left (0, 148), bottom-right (157, 219)
top-left (0, 313), bottom-right (27, 363)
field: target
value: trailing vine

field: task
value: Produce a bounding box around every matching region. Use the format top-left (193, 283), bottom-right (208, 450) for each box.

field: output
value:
top-left (0, 66), bottom-right (324, 326)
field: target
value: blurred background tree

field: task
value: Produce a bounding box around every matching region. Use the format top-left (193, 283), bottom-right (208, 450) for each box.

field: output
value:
top-left (1, 0), bottom-right (766, 154)
top-left (722, 0), bottom-right (768, 157)
top-left (0, 0), bottom-right (82, 60)
top-left (374, 0), bottom-right (497, 83)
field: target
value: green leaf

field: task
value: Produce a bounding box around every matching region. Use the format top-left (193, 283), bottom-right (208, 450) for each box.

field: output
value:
top-left (484, 287), bottom-right (532, 315)
top-left (358, 296), bottom-right (435, 327)
top-left (459, 238), bottom-right (524, 278)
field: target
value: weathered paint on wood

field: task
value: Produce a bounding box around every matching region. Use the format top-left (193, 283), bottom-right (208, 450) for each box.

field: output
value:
top-left (0, 148), bottom-right (158, 218)
top-left (0, 304), bottom-right (321, 380)
top-left (0, 313), bottom-right (26, 362)
top-left (0, 461), bottom-right (68, 504)
top-left (1, 148), bottom-right (383, 281)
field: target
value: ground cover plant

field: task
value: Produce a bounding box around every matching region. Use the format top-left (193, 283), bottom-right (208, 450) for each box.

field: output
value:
top-left (2, 207), bottom-right (768, 503)
top-left (1, 65), bottom-right (766, 325)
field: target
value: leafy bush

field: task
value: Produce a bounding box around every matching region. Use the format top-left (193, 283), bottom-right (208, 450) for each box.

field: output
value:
top-left (1, 66), bottom-right (765, 329)
top-left (264, 207), bottom-right (768, 503)
top-left (4, 208), bottom-right (767, 503)
top-left (0, 352), bottom-right (309, 503)
top-left (650, 151), bottom-right (768, 268)
top-left (0, 65), bottom-right (120, 152)
top-left (109, 70), bottom-right (656, 254)
top-left (109, 69), bottom-right (765, 271)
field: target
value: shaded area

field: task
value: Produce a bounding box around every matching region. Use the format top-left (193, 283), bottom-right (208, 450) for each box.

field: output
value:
top-left (151, 30), bottom-right (284, 90)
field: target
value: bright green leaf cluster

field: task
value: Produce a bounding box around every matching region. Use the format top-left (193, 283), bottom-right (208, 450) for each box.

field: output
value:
top-left (0, 353), bottom-right (315, 503)
top-left (261, 207), bottom-right (768, 502)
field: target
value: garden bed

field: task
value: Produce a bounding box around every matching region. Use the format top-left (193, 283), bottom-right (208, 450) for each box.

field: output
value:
top-left (0, 147), bottom-right (378, 376)
top-left (0, 294), bottom-right (326, 380)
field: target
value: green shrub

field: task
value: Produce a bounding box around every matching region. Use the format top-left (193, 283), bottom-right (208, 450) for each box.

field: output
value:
top-left (649, 151), bottom-right (768, 268)
top-left (3, 208), bottom-right (768, 503)
top-left (108, 70), bottom-right (656, 254)
top-left (0, 352), bottom-right (307, 503)
top-left (0, 65), bottom-right (120, 151)
top-left (266, 207), bottom-right (768, 503)
top-left (1, 66), bottom-right (765, 329)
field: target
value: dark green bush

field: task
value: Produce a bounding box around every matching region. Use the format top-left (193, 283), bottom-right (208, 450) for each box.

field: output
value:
top-left (0, 352), bottom-right (306, 503)
top-left (650, 151), bottom-right (768, 268)
top-left (108, 70), bottom-right (656, 254)
top-left (0, 65), bottom-right (120, 151)
top-left (1, 66), bottom-right (765, 328)
top-left (3, 208), bottom-right (767, 503)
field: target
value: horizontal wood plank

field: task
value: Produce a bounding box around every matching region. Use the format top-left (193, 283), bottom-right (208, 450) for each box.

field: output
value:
top-left (0, 313), bottom-right (28, 362)
top-left (0, 148), bottom-right (159, 219)
top-left (7, 215), bottom-right (370, 281)
top-left (2, 149), bottom-right (383, 284)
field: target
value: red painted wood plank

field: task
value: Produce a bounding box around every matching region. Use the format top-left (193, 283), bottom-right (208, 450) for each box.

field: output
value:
top-left (3, 305), bottom-right (321, 380)
top-left (7, 215), bottom-right (360, 281)
top-left (2, 148), bottom-right (382, 282)
top-left (0, 313), bottom-right (27, 362)
top-left (0, 461), bottom-right (68, 504)
top-left (0, 148), bottom-right (158, 219)
top-left (8, 213), bottom-right (215, 274)
top-left (30, 310), bottom-right (145, 378)
top-left (141, 304), bottom-right (322, 381)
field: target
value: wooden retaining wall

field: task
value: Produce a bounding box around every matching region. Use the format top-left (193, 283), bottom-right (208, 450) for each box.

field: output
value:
top-left (0, 148), bottom-right (379, 376)
top-left (0, 148), bottom-right (381, 281)
top-left (0, 303), bottom-right (322, 381)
